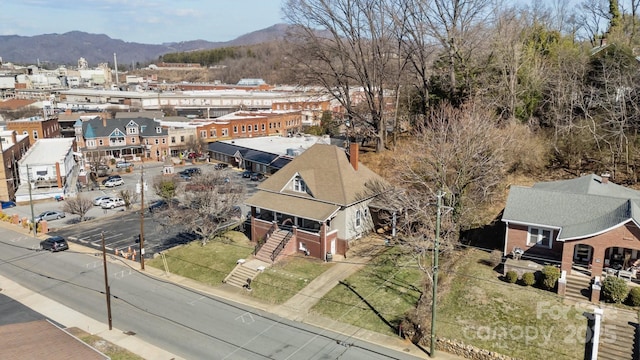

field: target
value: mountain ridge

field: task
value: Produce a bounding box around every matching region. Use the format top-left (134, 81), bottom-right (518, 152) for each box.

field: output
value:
top-left (0, 24), bottom-right (290, 67)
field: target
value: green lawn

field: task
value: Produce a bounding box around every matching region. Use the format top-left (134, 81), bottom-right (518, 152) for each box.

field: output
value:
top-left (311, 246), bottom-right (424, 336)
top-left (146, 231), bottom-right (254, 286)
top-left (248, 256), bottom-right (334, 304)
top-left (437, 249), bottom-right (585, 360)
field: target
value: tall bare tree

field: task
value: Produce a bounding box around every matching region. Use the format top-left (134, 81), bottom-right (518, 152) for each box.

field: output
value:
top-left (283, 0), bottom-right (402, 152)
top-left (153, 171), bottom-right (245, 245)
top-left (62, 195), bottom-right (93, 222)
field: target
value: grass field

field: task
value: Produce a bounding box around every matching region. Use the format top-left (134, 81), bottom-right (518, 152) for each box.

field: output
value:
top-left (311, 246), bottom-right (424, 336)
top-left (248, 255), bottom-right (333, 304)
top-left (436, 248), bottom-right (586, 360)
top-left (146, 231), bottom-right (254, 286)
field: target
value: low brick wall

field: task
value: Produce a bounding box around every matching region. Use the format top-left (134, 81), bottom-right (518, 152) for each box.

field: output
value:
top-left (436, 338), bottom-right (518, 360)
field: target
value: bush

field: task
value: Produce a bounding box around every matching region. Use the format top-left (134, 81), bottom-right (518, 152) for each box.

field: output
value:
top-left (601, 276), bottom-right (629, 303)
top-left (521, 272), bottom-right (536, 286)
top-left (541, 265), bottom-right (561, 290)
top-left (626, 287), bottom-right (640, 306)
top-left (505, 271), bottom-right (518, 283)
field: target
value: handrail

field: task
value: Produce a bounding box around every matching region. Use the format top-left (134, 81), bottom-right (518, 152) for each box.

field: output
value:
top-left (254, 223), bottom-right (276, 255)
top-left (271, 231), bottom-right (293, 262)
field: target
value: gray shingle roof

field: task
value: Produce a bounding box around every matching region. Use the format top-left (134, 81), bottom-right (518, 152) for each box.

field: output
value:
top-left (502, 174), bottom-right (640, 240)
top-left (82, 117), bottom-right (167, 138)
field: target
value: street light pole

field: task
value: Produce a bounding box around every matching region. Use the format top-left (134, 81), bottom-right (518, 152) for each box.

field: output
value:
top-left (430, 189), bottom-right (444, 358)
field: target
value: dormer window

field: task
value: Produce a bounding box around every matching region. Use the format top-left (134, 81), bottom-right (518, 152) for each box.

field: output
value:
top-left (293, 176), bottom-right (306, 193)
top-left (156, 127), bottom-right (161, 134)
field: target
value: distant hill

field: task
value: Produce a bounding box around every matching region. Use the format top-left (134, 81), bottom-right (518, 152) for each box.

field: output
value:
top-left (0, 24), bottom-right (290, 67)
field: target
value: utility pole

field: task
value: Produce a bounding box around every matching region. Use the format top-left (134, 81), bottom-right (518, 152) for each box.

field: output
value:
top-left (139, 165), bottom-right (145, 270)
top-left (101, 232), bottom-right (112, 330)
top-left (430, 189), bottom-right (444, 358)
top-left (26, 164), bottom-right (36, 238)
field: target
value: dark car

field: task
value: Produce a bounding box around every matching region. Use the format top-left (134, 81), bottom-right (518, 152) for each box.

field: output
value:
top-left (214, 163), bottom-right (229, 170)
top-left (241, 170), bottom-right (252, 178)
top-left (40, 236), bottom-right (69, 252)
top-left (180, 168), bottom-right (201, 176)
top-left (250, 173), bottom-right (265, 181)
top-left (187, 152), bottom-right (203, 159)
top-left (148, 199), bottom-right (179, 213)
top-left (0, 200), bottom-right (16, 209)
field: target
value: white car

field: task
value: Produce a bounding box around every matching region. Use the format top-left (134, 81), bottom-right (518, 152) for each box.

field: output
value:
top-left (101, 197), bottom-right (125, 209)
top-left (103, 178), bottom-right (124, 187)
top-left (93, 196), bottom-right (112, 206)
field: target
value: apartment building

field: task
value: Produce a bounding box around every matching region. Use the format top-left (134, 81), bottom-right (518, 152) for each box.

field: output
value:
top-left (6, 116), bottom-right (61, 143)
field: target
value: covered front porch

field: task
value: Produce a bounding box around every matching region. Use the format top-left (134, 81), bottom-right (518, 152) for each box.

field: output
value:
top-left (560, 226), bottom-right (640, 302)
top-left (250, 207), bottom-right (340, 262)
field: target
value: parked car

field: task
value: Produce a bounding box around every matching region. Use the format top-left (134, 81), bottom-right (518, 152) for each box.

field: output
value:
top-left (103, 177), bottom-right (125, 187)
top-left (241, 170), bottom-right (252, 178)
top-left (39, 236), bottom-right (69, 252)
top-left (148, 199), bottom-right (179, 213)
top-left (101, 197), bottom-right (125, 209)
top-left (181, 167), bottom-right (201, 175)
top-left (214, 163), bottom-right (229, 170)
top-left (250, 173), bottom-right (265, 181)
top-left (116, 161), bottom-right (133, 169)
top-left (187, 152), bottom-right (203, 159)
top-left (0, 200), bottom-right (16, 209)
top-left (93, 196), bottom-right (112, 206)
top-left (35, 210), bottom-right (66, 222)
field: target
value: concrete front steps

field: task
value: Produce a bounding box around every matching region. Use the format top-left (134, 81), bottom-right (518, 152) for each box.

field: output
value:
top-left (223, 259), bottom-right (270, 289)
top-left (255, 230), bottom-right (290, 263)
top-left (565, 272), bottom-right (592, 303)
top-left (598, 309), bottom-right (637, 360)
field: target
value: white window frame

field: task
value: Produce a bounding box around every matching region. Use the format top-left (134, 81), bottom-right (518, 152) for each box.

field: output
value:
top-left (293, 177), bottom-right (306, 193)
top-left (131, 137), bottom-right (136, 144)
top-left (355, 209), bottom-right (362, 228)
top-left (33, 130), bottom-right (38, 139)
top-left (527, 227), bottom-right (553, 249)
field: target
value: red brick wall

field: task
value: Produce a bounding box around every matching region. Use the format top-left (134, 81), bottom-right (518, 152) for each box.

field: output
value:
top-left (505, 223), bottom-right (562, 261)
top-left (297, 230), bottom-right (322, 257)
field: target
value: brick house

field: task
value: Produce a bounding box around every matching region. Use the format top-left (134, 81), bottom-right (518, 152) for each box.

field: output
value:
top-left (74, 116), bottom-right (169, 163)
top-left (0, 130), bottom-right (30, 201)
top-left (502, 173), bottom-right (640, 301)
top-left (245, 143), bottom-right (385, 262)
top-left (6, 115), bottom-right (61, 144)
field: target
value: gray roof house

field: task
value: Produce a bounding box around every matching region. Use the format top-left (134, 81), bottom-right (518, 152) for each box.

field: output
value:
top-left (245, 143), bottom-right (386, 262)
top-left (502, 173), bottom-right (640, 302)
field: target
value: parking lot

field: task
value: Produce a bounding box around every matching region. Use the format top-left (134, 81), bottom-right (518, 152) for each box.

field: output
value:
top-left (11, 160), bottom-right (261, 260)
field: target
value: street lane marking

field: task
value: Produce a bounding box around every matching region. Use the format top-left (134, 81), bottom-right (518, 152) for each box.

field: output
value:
top-left (187, 296), bottom-right (206, 306)
top-left (235, 312), bottom-right (255, 324)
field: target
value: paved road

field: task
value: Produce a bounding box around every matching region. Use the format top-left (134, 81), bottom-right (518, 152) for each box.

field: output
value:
top-left (0, 226), bottom-right (423, 360)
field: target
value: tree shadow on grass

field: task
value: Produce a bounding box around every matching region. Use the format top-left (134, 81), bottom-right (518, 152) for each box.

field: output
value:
top-left (339, 280), bottom-right (399, 335)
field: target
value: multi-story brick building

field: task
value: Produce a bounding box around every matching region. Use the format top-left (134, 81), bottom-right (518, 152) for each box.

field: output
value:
top-left (0, 130), bottom-right (30, 201)
top-left (6, 115), bottom-right (61, 144)
top-left (74, 116), bottom-right (169, 164)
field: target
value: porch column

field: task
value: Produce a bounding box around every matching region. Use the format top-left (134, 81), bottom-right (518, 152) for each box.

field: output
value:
top-left (561, 242), bottom-right (576, 275)
top-left (591, 246), bottom-right (606, 280)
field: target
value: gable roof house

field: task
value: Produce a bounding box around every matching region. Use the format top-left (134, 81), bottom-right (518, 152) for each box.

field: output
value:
top-left (245, 143), bottom-right (385, 262)
top-left (502, 173), bottom-right (640, 303)
top-left (75, 116), bottom-right (169, 164)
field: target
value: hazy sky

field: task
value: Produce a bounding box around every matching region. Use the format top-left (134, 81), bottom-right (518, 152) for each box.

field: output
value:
top-left (0, 0), bottom-right (284, 44)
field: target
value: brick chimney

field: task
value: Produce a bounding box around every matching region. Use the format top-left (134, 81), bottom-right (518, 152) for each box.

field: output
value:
top-left (11, 131), bottom-right (16, 145)
top-left (601, 173), bottom-right (610, 184)
top-left (349, 143), bottom-right (359, 171)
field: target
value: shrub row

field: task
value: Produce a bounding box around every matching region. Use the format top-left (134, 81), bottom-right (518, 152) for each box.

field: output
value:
top-left (504, 265), bottom-right (561, 289)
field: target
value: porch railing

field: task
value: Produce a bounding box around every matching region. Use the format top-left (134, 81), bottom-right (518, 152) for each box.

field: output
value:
top-left (254, 222), bottom-right (276, 255)
top-left (271, 231), bottom-right (293, 262)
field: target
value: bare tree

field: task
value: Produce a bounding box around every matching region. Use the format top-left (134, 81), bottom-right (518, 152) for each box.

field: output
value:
top-left (118, 189), bottom-right (139, 210)
top-left (62, 195), bottom-right (93, 222)
top-left (154, 171), bottom-right (245, 245)
top-left (283, 0), bottom-right (402, 152)
top-left (395, 101), bottom-right (509, 229)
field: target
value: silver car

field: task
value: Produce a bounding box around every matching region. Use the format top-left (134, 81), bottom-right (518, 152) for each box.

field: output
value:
top-left (35, 210), bottom-right (66, 222)
top-left (93, 195), bottom-right (112, 206)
